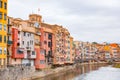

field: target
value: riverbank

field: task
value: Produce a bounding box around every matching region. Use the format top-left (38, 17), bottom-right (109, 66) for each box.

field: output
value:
top-left (25, 62), bottom-right (108, 80)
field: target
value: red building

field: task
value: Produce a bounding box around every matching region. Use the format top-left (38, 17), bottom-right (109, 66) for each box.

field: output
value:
top-left (35, 28), bottom-right (45, 69)
top-left (12, 28), bottom-right (24, 59)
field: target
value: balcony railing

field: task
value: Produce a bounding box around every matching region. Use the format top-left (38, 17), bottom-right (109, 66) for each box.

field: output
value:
top-left (26, 47), bottom-right (31, 51)
top-left (28, 51), bottom-right (36, 59)
top-left (35, 40), bottom-right (40, 45)
top-left (36, 32), bottom-right (41, 35)
top-left (17, 48), bottom-right (24, 54)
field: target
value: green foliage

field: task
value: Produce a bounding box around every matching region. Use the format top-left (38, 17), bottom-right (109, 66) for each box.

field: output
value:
top-left (114, 64), bottom-right (120, 68)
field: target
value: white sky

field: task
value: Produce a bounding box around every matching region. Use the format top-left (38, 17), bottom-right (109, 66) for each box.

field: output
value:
top-left (8, 0), bottom-right (120, 43)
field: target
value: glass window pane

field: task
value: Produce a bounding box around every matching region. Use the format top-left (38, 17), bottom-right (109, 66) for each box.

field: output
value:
top-left (0, 47), bottom-right (2, 54)
top-left (4, 25), bottom-right (6, 31)
top-left (0, 1), bottom-right (2, 8)
top-left (4, 36), bottom-right (6, 43)
top-left (0, 35), bottom-right (2, 42)
top-left (0, 12), bottom-right (2, 19)
top-left (4, 2), bottom-right (7, 9)
top-left (0, 24), bottom-right (2, 30)
top-left (4, 13), bottom-right (6, 20)
top-left (4, 48), bottom-right (6, 54)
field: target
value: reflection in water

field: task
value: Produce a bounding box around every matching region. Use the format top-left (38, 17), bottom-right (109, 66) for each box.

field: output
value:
top-left (75, 66), bottom-right (120, 80)
top-left (34, 63), bottom-right (107, 80)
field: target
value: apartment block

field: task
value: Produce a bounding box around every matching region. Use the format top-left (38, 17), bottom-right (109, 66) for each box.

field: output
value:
top-left (41, 23), bottom-right (55, 68)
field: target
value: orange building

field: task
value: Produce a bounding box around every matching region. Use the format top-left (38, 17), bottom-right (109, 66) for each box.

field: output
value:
top-left (70, 36), bottom-right (74, 64)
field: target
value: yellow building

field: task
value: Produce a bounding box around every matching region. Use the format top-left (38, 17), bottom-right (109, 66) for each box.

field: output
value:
top-left (0, 0), bottom-right (7, 68)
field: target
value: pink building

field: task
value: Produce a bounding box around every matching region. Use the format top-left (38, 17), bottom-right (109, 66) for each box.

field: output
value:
top-left (41, 23), bottom-right (55, 68)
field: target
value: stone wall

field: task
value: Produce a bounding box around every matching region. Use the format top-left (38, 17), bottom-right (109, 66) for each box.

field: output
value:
top-left (0, 66), bottom-right (35, 80)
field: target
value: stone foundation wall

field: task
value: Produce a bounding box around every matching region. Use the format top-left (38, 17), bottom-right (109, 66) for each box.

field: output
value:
top-left (0, 66), bottom-right (35, 80)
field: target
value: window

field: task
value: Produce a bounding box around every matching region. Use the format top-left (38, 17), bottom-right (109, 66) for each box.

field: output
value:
top-left (40, 60), bottom-right (45, 64)
top-left (30, 40), bottom-right (33, 45)
top-left (44, 50), bottom-right (46, 56)
top-left (48, 51), bottom-right (52, 56)
top-left (48, 42), bottom-right (52, 47)
top-left (0, 12), bottom-right (2, 19)
top-left (4, 36), bottom-right (6, 43)
top-left (14, 59), bottom-right (16, 61)
top-left (4, 48), bottom-right (6, 54)
top-left (0, 1), bottom-right (2, 8)
top-left (28, 33), bottom-right (29, 37)
top-left (4, 24), bottom-right (6, 31)
top-left (30, 40), bottom-right (31, 45)
top-left (4, 13), bottom-right (6, 20)
top-left (0, 24), bottom-right (2, 30)
top-left (4, 2), bottom-right (7, 9)
top-left (7, 36), bottom-right (9, 41)
top-left (24, 32), bottom-right (26, 36)
top-left (27, 42), bottom-right (29, 46)
top-left (0, 47), bottom-right (2, 54)
top-left (17, 49), bottom-right (23, 54)
top-left (18, 31), bottom-right (20, 34)
top-left (0, 35), bottom-right (2, 42)
top-left (32, 51), bottom-right (35, 55)
top-left (32, 41), bottom-right (33, 45)
top-left (0, 59), bottom-right (1, 65)
top-left (48, 34), bottom-right (52, 39)
top-left (22, 41), bottom-right (24, 45)
top-left (40, 50), bottom-right (44, 54)
top-left (44, 41), bottom-right (47, 44)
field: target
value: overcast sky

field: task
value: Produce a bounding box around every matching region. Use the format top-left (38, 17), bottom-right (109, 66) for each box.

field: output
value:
top-left (8, 0), bottom-right (120, 43)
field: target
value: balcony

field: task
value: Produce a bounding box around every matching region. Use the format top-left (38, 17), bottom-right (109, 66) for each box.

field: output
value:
top-left (17, 48), bottom-right (24, 54)
top-left (7, 40), bottom-right (13, 45)
top-left (35, 26), bottom-right (40, 29)
top-left (26, 47), bottom-right (31, 51)
top-left (28, 51), bottom-right (36, 59)
top-left (35, 40), bottom-right (40, 45)
top-left (36, 32), bottom-right (41, 35)
top-left (11, 48), bottom-right (24, 59)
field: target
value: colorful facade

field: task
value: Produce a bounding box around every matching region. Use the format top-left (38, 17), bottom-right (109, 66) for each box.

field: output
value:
top-left (35, 27), bottom-right (45, 69)
top-left (70, 36), bottom-right (74, 64)
top-left (41, 23), bottom-right (55, 68)
top-left (0, 0), bottom-right (7, 68)
top-left (7, 14), bottom-right (45, 68)
top-left (6, 13), bottom-right (120, 70)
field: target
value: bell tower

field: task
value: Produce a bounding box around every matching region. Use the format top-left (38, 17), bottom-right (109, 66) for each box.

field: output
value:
top-left (29, 14), bottom-right (42, 23)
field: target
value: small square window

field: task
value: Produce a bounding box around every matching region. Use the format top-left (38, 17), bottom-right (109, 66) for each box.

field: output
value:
top-left (0, 1), bottom-right (2, 8)
top-left (4, 2), bottom-right (7, 9)
top-left (4, 36), bottom-right (6, 43)
top-left (0, 47), bottom-right (2, 54)
top-left (0, 35), bottom-right (2, 42)
top-left (24, 32), bottom-right (26, 36)
top-left (4, 13), bottom-right (6, 20)
top-left (22, 41), bottom-right (24, 45)
top-left (4, 48), bottom-right (7, 54)
top-left (0, 12), bottom-right (2, 19)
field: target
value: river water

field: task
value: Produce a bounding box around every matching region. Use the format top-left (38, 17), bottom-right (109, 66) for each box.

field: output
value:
top-left (35, 64), bottom-right (120, 80)
top-left (75, 66), bottom-right (120, 80)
